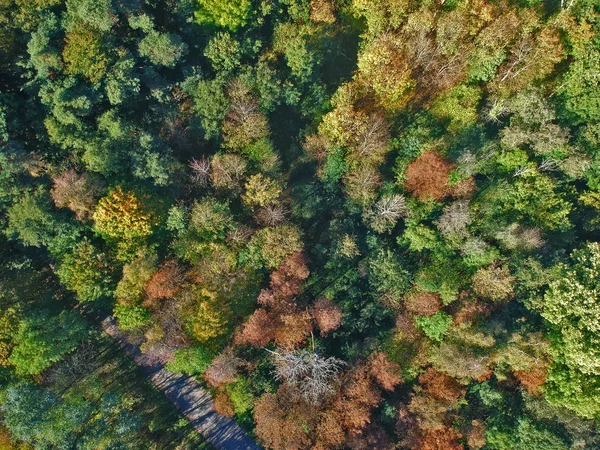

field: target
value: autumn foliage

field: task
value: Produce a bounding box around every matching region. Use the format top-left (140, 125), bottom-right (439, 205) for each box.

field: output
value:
top-left (404, 152), bottom-right (454, 201)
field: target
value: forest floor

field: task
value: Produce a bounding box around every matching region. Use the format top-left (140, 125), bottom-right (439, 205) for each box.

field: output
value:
top-left (101, 317), bottom-right (261, 450)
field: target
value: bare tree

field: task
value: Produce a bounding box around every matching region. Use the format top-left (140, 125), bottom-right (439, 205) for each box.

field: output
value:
top-left (205, 350), bottom-right (245, 387)
top-left (267, 346), bottom-right (346, 405)
top-left (189, 157), bottom-right (211, 187)
top-left (369, 194), bottom-right (409, 233)
top-left (437, 200), bottom-right (471, 239)
top-left (256, 204), bottom-right (289, 227)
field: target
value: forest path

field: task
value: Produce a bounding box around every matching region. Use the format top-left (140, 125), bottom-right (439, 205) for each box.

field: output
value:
top-left (100, 317), bottom-right (261, 450)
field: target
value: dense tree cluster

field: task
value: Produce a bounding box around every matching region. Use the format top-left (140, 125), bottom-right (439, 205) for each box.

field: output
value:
top-left (2, 0), bottom-right (600, 448)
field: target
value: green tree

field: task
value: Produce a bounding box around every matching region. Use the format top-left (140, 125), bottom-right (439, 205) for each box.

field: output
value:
top-left (138, 31), bottom-right (187, 68)
top-left (56, 240), bottom-right (115, 302)
top-left (195, 0), bottom-right (251, 31)
top-left (9, 310), bottom-right (89, 375)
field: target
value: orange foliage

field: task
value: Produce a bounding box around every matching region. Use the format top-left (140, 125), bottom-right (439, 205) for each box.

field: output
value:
top-left (241, 309), bottom-right (275, 347)
top-left (514, 364), bottom-right (547, 396)
top-left (404, 151), bottom-right (454, 201)
top-left (465, 419), bottom-right (487, 450)
top-left (254, 390), bottom-right (315, 450)
top-left (369, 352), bottom-right (403, 391)
top-left (420, 427), bottom-right (464, 450)
top-left (418, 368), bottom-right (465, 403)
top-left (312, 297), bottom-right (343, 335)
top-left (243, 253), bottom-right (313, 348)
top-left (273, 312), bottom-right (313, 348)
top-left (144, 261), bottom-right (185, 303)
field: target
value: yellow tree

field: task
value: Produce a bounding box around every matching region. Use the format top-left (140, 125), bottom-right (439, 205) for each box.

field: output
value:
top-left (93, 187), bottom-right (154, 260)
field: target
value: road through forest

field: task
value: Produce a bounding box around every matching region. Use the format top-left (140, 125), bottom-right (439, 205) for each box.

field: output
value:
top-left (101, 317), bottom-right (261, 450)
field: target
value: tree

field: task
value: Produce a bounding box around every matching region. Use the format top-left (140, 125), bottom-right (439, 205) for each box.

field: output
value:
top-left (138, 31), bottom-right (187, 68)
top-left (245, 224), bottom-right (303, 270)
top-left (188, 288), bottom-right (230, 346)
top-left (404, 152), bottom-right (454, 201)
top-left (93, 187), bottom-right (154, 259)
top-left (62, 22), bottom-right (110, 82)
top-left (312, 297), bottom-right (343, 335)
top-left (368, 194), bottom-right (409, 233)
top-left (471, 264), bottom-right (515, 301)
top-left (415, 312), bottom-right (453, 342)
top-left (9, 310), bottom-right (89, 375)
top-left (51, 170), bottom-right (105, 221)
top-left (242, 174), bottom-right (282, 208)
top-left (542, 243), bottom-right (600, 376)
top-left (5, 188), bottom-right (80, 255)
top-left (204, 32), bottom-right (242, 72)
top-left (204, 350), bottom-right (244, 387)
top-left (269, 348), bottom-right (346, 405)
top-left (55, 239), bottom-right (114, 302)
top-left (114, 248), bottom-right (157, 306)
top-left (195, 0), bottom-right (251, 31)
top-left (144, 260), bottom-right (185, 303)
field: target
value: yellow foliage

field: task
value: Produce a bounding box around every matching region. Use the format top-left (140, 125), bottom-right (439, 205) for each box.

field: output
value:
top-left (242, 174), bottom-right (282, 208)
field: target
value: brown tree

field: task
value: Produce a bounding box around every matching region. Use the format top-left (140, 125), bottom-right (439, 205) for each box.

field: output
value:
top-left (273, 312), bottom-right (313, 348)
top-left (213, 389), bottom-right (235, 416)
top-left (254, 389), bottom-right (315, 450)
top-left (240, 309), bottom-right (275, 347)
top-left (418, 368), bottom-right (465, 403)
top-left (405, 292), bottom-right (442, 316)
top-left (204, 350), bottom-right (245, 387)
top-left (368, 352), bottom-right (403, 391)
top-left (419, 427), bottom-right (464, 450)
top-left (312, 298), bottom-right (343, 335)
top-left (404, 151), bottom-right (454, 201)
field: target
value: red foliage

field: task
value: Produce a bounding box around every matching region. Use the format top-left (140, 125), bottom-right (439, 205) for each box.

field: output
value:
top-left (418, 368), bottom-right (465, 403)
top-left (312, 297), bottom-right (343, 335)
top-left (258, 252), bottom-right (310, 312)
top-left (452, 297), bottom-right (492, 325)
top-left (404, 151), bottom-right (454, 201)
top-left (405, 292), bottom-right (442, 316)
top-left (244, 253), bottom-right (313, 348)
top-left (254, 389), bottom-right (315, 450)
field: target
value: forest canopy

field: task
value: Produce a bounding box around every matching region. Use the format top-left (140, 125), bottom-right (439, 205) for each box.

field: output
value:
top-left (2, 0), bottom-right (600, 449)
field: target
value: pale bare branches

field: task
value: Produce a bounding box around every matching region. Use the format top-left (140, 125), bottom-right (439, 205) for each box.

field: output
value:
top-left (369, 194), bottom-right (409, 233)
top-left (268, 348), bottom-right (346, 405)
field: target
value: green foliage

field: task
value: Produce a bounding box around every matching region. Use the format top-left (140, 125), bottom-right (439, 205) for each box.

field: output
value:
top-left (226, 377), bottom-right (255, 416)
top-left (415, 311), bottom-right (452, 342)
top-left (114, 304), bottom-right (152, 330)
top-left (204, 32), bottom-right (242, 72)
top-left (138, 31), bottom-right (187, 68)
top-left (165, 346), bottom-right (216, 375)
top-left (195, 0), bottom-right (251, 31)
top-left (56, 240), bottom-right (115, 302)
top-left (542, 243), bottom-right (600, 376)
top-left (190, 79), bottom-right (229, 140)
top-left (9, 311), bottom-right (89, 375)
top-left (244, 224), bottom-right (303, 269)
